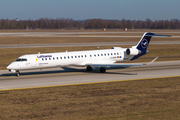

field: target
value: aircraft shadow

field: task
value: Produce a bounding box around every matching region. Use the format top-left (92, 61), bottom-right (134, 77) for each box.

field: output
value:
top-left (0, 67), bottom-right (137, 77)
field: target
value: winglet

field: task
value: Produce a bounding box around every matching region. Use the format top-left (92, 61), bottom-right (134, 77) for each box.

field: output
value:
top-left (143, 57), bottom-right (158, 65)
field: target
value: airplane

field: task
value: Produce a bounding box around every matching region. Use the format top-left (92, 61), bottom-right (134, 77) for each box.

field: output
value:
top-left (7, 32), bottom-right (171, 77)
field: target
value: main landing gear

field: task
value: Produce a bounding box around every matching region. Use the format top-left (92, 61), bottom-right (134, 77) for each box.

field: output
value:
top-left (86, 66), bottom-right (92, 71)
top-left (99, 67), bottom-right (106, 73)
top-left (86, 66), bottom-right (106, 73)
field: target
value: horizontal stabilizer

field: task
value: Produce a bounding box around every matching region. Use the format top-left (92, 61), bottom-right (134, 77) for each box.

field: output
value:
top-left (145, 34), bottom-right (171, 37)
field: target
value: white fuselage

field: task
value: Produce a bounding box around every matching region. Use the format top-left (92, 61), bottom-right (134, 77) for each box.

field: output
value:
top-left (7, 48), bottom-right (133, 71)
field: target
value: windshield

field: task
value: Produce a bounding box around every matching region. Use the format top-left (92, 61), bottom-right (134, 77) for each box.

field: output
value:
top-left (15, 58), bottom-right (27, 62)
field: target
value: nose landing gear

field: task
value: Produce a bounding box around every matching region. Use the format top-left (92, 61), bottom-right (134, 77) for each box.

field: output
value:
top-left (16, 71), bottom-right (20, 77)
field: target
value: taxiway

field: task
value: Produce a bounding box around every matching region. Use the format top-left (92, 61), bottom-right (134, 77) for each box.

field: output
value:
top-left (0, 61), bottom-right (180, 90)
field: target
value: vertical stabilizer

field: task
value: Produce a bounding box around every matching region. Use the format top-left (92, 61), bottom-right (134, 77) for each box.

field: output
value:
top-left (131, 32), bottom-right (171, 60)
top-left (136, 32), bottom-right (155, 50)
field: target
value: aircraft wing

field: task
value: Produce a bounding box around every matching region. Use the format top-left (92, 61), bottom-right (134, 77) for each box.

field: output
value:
top-left (88, 57), bottom-right (158, 67)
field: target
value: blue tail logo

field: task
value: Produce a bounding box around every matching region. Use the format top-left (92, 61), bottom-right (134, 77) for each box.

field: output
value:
top-left (141, 39), bottom-right (149, 49)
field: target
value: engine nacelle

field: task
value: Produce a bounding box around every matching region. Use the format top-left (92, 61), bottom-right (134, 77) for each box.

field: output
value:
top-left (126, 48), bottom-right (141, 55)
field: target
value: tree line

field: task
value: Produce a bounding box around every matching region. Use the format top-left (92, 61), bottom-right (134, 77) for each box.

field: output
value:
top-left (0, 18), bottom-right (180, 29)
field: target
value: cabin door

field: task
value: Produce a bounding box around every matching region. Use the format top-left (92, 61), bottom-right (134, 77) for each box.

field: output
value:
top-left (31, 56), bottom-right (38, 67)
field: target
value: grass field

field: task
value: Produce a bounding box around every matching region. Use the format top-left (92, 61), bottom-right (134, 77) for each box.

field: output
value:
top-left (0, 76), bottom-right (180, 120)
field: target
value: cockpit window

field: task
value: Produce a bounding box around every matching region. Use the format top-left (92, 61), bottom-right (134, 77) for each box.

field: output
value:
top-left (15, 58), bottom-right (27, 62)
top-left (21, 59), bottom-right (27, 61)
top-left (15, 59), bottom-right (21, 61)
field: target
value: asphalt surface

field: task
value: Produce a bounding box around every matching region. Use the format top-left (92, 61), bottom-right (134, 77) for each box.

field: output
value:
top-left (0, 61), bottom-right (180, 90)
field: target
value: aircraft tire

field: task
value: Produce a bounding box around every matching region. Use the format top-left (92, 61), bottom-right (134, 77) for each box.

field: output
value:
top-left (86, 66), bottom-right (92, 71)
top-left (16, 71), bottom-right (20, 77)
top-left (100, 67), bottom-right (106, 73)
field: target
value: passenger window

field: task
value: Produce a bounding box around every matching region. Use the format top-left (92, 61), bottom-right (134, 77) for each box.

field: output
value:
top-left (104, 53), bottom-right (106, 56)
top-left (68, 56), bottom-right (70, 59)
top-left (85, 55), bottom-right (87, 57)
top-left (81, 55), bottom-right (83, 58)
top-left (78, 56), bottom-right (80, 58)
top-left (117, 53), bottom-right (119, 55)
top-left (57, 57), bottom-right (58, 60)
top-left (60, 57), bottom-right (62, 59)
top-left (108, 53), bottom-right (109, 56)
top-left (71, 56), bottom-right (73, 58)
top-left (94, 54), bottom-right (96, 57)
top-left (53, 57), bottom-right (55, 60)
top-left (98, 54), bottom-right (99, 56)
top-left (90, 55), bottom-right (92, 57)
top-left (64, 57), bottom-right (66, 59)
top-left (45, 58), bottom-right (47, 60)
top-left (49, 58), bottom-right (51, 60)
top-left (42, 58), bottom-right (44, 61)
top-left (111, 53), bottom-right (113, 55)
top-left (75, 56), bottom-right (77, 58)
top-left (114, 53), bottom-right (116, 55)
top-left (101, 54), bottom-right (103, 56)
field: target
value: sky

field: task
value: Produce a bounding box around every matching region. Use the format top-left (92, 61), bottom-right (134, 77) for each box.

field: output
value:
top-left (0, 0), bottom-right (179, 21)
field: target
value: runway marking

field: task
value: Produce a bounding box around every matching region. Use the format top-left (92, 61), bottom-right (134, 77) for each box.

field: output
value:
top-left (0, 75), bottom-right (180, 91)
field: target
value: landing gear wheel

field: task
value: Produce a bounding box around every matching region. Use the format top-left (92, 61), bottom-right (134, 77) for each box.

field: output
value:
top-left (86, 66), bottom-right (92, 71)
top-left (16, 71), bottom-right (20, 77)
top-left (100, 67), bottom-right (106, 73)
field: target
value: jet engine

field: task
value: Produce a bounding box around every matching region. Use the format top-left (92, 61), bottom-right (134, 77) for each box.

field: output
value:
top-left (126, 48), bottom-right (141, 55)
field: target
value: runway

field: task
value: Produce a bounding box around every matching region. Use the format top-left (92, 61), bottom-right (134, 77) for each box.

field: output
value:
top-left (0, 61), bottom-right (180, 90)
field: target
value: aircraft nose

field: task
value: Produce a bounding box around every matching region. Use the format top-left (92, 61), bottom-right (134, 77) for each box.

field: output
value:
top-left (7, 62), bottom-right (17, 70)
top-left (7, 64), bottom-right (12, 69)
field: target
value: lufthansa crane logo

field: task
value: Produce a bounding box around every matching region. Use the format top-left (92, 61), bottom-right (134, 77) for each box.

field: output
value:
top-left (141, 39), bottom-right (148, 49)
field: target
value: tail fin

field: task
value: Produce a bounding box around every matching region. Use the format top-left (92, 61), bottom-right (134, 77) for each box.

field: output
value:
top-left (136, 32), bottom-right (155, 50)
top-left (136, 32), bottom-right (171, 50)
top-left (131, 32), bottom-right (171, 60)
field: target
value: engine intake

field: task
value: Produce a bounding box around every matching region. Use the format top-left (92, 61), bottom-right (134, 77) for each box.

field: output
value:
top-left (126, 48), bottom-right (141, 55)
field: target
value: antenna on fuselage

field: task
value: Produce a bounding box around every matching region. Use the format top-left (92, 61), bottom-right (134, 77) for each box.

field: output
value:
top-left (38, 52), bottom-right (40, 54)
